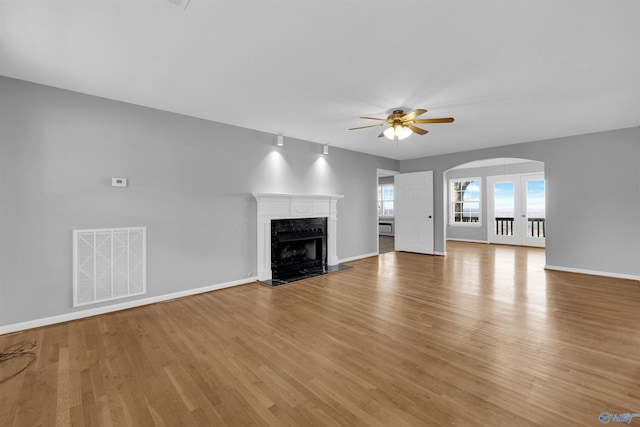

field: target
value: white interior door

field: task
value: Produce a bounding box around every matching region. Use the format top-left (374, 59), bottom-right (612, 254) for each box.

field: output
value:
top-left (487, 174), bottom-right (545, 247)
top-left (395, 171), bottom-right (434, 254)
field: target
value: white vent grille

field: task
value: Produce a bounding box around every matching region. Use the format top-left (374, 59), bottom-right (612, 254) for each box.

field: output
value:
top-left (379, 223), bottom-right (393, 234)
top-left (73, 227), bottom-right (147, 307)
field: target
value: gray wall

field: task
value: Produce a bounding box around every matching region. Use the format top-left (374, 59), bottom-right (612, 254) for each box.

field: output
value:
top-left (378, 175), bottom-right (395, 185)
top-left (401, 126), bottom-right (640, 277)
top-left (2, 75), bottom-right (637, 327)
top-left (0, 77), bottom-right (398, 326)
top-left (445, 161), bottom-right (544, 241)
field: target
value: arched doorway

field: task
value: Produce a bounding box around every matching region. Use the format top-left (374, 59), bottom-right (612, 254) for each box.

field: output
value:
top-left (443, 158), bottom-right (545, 250)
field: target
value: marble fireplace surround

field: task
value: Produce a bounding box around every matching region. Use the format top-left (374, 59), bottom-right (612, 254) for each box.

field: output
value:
top-left (253, 193), bottom-right (344, 282)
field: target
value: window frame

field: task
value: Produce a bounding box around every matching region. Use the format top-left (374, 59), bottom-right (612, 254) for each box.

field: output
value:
top-left (378, 183), bottom-right (394, 217)
top-left (449, 177), bottom-right (482, 227)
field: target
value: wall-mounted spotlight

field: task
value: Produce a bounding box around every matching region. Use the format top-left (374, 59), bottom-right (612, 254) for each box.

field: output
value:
top-left (323, 145), bottom-right (329, 155)
top-left (277, 133), bottom-right (284, 147)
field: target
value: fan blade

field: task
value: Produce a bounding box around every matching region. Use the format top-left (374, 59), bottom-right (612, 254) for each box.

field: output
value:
top-left (401, 109), bottom-right (427, 121)
top-left (348, 123), bottom-right (386, 130)
top-left (407, 125), bottom-right (428, 135)
top-left (360, 116), bottom-right (387, 121)
top-left (412, 117), bottom-right (455, 124)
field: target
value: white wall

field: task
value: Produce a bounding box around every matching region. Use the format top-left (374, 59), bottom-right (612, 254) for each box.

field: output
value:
top-left (0, 77), bottom-right (398, 328)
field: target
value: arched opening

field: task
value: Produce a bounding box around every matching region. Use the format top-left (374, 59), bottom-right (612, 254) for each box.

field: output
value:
top-left (443, 157), bottom-right (545, 253)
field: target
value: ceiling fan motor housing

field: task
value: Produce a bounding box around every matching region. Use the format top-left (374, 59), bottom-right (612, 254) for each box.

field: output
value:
top-left (389, 110), bottom-right (406, 121)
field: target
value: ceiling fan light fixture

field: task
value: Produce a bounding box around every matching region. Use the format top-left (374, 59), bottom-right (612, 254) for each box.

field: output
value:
top-left (396, 125), bottom-right (412, 140)
top-left (383, 127), bottom-right (396, 140)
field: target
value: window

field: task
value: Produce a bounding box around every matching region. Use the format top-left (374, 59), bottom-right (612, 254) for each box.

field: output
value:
top-left (450, 178), bottom-right (481, 225)
top-left (378, 184), bottom-right (394, 217)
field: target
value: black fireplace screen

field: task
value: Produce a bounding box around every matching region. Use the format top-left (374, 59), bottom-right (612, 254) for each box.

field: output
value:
top-left (271, 217), bottom-right (327, 280)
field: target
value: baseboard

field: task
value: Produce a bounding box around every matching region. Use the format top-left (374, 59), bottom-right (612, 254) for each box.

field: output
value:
top-left (340, 252), bottom-right (378, 263)
top-left (0, 277), bottom-right (256, 335)
top-left (434, 251), bottom-right (447, 256)
top-left (544, 265), bottom-right (640, 281)
top-left (446, 238), bottom-right (489, 244)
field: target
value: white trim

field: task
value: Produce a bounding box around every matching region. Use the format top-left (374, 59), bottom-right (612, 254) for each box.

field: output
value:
top-left (446, 238), bottom-right (489, 244)
top-left (434, 251), bottom-right (447, 256)
top-left (339, 252), bottom-right (378, 263)
top-left (449, 158), bottom-right (534, 170)
top-left (0, 277), bottom-right (255, 335)
top-left (544, 265), bottom-right (640, 281)
top-left (252, 193), bottom-right (344, 281)
top-left (377, 168), bottom-right (400, 177)
top-left (448, 177), bottom-right (482, 226)
top-left (448, 222), bottom-right (482, 227)
top-left (376, 169), bottom-right (400, 256)
top-left (378, 183), bottom-right (395, 218)
top-left (252, 192), bottom-right (344, 199)
top-left (486, 174), bottom-right (546, 247)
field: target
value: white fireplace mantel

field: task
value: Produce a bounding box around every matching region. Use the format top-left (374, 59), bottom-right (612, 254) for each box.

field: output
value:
top-left (253, 193), bottom-right (344, 281)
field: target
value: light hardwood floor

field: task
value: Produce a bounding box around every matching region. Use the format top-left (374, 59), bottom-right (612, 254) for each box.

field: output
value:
top-left (1, 241), bottom-right (639, 426)
top-left (378, 235), bottom-right (394, 254)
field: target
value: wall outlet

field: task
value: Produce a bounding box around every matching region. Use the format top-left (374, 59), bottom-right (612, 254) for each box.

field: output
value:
top-left (112, 178), bottom-right (128, 187)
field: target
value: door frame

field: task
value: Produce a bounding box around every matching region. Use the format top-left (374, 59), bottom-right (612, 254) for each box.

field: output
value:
top-left (487, 173), bottom-right (545, 247)
top-left (376, 169), bottom-right (400, 255)
top-left (520, 174), bottom-right (546, 248)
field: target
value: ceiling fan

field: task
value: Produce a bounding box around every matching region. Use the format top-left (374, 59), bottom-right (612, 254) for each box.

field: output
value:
top-left (349, 109), bottom-right (454, 141)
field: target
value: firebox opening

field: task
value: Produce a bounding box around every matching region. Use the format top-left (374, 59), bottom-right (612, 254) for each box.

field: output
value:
top-left (270, 217), bottom-right (328, 285)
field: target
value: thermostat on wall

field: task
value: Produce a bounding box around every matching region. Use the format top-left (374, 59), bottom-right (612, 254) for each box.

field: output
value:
top-left (112, 177), bottom-right (128, 187)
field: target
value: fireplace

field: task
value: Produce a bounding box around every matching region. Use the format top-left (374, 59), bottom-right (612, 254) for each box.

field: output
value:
top-left (253, 193), bottom-right (348, 285)
top-left (271, 218), bottom-right (327, 281)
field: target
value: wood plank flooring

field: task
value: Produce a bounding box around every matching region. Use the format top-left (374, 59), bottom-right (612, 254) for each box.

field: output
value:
top-left (1, 241), bottom-right (639, 426)
top-left (378, 235), bottom-right (394, 254)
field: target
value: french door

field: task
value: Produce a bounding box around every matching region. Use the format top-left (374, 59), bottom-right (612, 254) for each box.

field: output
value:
top-left (395, 171), bottom-right (434, 254)
top-left (487, 174), bottom-right (545, 247)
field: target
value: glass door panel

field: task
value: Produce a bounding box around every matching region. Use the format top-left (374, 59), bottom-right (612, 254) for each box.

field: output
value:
top-left (522, 176), bottom-right (545, 247)
top-left (488, 174), bottom-right (545, 247)
top-left (494, 181), bottom-right (515, 236)
top-left (488, 176), bottom-right (520, 245)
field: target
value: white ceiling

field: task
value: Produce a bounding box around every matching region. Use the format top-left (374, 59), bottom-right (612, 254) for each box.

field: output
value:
top-left (1, 0), bottom-right (639, 161)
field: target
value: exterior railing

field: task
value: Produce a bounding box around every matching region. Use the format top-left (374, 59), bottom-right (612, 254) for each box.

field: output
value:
top-left (528, 217), bottom-right (545, 237)
top-left (495, 217), bottom-right (514, 236)
top-left (495, 217), bottom-right (545, 237)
